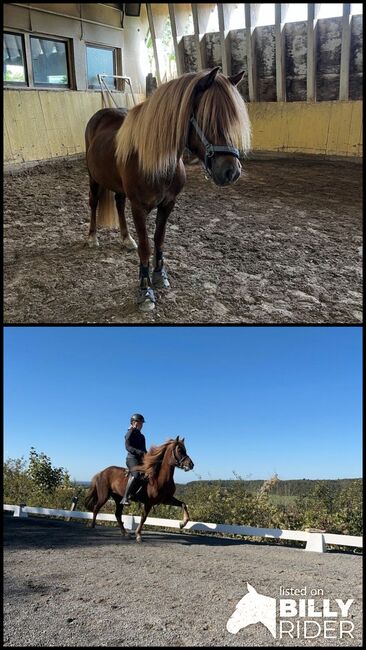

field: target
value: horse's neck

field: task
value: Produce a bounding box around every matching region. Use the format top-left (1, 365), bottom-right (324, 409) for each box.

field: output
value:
top-left (156, 447), bottom-right (175, 487)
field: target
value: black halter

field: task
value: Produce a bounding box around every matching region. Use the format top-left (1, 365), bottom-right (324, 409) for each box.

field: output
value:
top-left (188, 115), bottom-right (241, 177)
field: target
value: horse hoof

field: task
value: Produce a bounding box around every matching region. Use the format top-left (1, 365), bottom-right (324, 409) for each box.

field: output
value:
top-left (152, 267), bottom-right (170, 289)
top-left (136, 535), bottom-right (142, 543)
top-left (137, 287), bottom-right (156, 312)
top-left (88, 236), bottom-right (99, 248)
top-left (121, 235), bottom-right (138, 251)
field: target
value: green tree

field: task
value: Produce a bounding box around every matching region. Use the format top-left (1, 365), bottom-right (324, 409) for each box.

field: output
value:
top-left (4, 457), bottom-right (33, 503)
top-left (27, 447), bottom-right (70, 492)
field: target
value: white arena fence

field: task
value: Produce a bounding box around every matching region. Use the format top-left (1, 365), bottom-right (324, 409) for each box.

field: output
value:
top-left (4, 503), bottom-right (362, 554)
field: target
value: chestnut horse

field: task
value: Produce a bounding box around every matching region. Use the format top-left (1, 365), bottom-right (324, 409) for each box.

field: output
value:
top-left (85, 67), bottom-right (251, 311)
top-left (85, 436), bottom-right (194, 542)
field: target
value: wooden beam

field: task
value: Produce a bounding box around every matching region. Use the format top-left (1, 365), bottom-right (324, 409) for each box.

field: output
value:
top-left (244, 3), bottom-right (257, 101)
top-left (339, 3), bottom-right (352, 100)
top-left (275, 3), bottom-right (286, 101)
top-left (168, 4), bottom-right (183, 76)
top-left (146, 3), bottom-right (161, 85)
top-left (306, 3), bottom-right (317, 101)
top-left (217, 3), bottom-right (231, 76)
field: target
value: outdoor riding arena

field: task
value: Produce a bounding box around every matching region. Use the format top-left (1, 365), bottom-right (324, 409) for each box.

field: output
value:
top-left (4, 513), bottom-right (363, 647)
top-left (3, 155), bottom-right (362, 324)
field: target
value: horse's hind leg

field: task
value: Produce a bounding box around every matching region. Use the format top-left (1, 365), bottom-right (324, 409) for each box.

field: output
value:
top-left (115, 193), bottom-right (137, 251)
top-left (152, 200), bottom-right (175, 289)
top-left (88, 177), bottom-right (100, 248)
top-left (90, 479), bottom-right (110, 527)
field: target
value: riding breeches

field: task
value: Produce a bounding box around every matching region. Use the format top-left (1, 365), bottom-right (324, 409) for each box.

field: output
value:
top-left (126, 456), bottom-right (142, 478)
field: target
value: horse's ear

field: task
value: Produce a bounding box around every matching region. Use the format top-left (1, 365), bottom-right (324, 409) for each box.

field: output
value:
top-left (175, 435), bottom-right (179, 442)
top-left (195, 66), bottom-right (220, 94)
top-left (181, 437), bottom-right (185, 444)
top-left (247, 583), bottom-right (257, 594)
top-left (228, 70), bottom-right (245, 86)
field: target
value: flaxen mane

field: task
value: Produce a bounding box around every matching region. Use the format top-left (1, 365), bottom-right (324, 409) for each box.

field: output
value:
top-left (134, 439), bottom-right (177, 480)
top-left (115, 71), bottom-right (251, 181)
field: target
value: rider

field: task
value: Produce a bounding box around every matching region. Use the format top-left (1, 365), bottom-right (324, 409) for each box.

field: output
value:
top-left (120, 413), bottom-right (147, 506)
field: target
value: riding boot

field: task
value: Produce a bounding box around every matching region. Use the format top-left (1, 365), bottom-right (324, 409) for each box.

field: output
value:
top-left (120, 474), bottom-right (138, 506)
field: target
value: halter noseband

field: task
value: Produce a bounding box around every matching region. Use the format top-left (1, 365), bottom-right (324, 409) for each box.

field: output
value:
top-left (189, 115), bottom-right (241, 176)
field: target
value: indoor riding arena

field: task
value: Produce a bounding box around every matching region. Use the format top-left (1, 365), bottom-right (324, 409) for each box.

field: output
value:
top-left (3, 3), bottom-right (363, 324)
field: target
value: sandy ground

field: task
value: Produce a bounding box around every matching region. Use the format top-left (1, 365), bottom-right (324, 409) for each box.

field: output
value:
top-left (4, 514), bottom-right (362, 647)
top-left (3, 156), bottom-right (362, 324)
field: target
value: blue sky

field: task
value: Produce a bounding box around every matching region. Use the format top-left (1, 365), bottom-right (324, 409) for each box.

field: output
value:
top-left (3, 326), bottom-right (362, 483)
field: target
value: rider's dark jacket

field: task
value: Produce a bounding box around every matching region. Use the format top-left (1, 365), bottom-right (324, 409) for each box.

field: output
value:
top-left (125, 426), bottom-right (147, 474)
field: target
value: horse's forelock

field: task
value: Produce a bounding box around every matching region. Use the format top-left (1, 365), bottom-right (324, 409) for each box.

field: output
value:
top-left (114, 71), bottom-right (251, 180)
top-left (196, 74), bottom-right (251, 153)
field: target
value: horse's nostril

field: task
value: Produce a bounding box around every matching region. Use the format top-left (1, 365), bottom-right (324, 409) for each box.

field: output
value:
top-left (225, 167), bottom-right (236, 182)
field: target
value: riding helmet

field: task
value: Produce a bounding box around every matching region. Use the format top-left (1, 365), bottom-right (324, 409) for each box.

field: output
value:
top-left (130, 413), bottom-right (145, 423)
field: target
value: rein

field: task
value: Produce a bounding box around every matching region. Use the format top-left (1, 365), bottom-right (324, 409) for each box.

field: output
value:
top-left (188, 115), bottom-right (240, 177)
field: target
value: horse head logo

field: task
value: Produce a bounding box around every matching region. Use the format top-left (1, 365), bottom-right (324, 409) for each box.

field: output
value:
top-left (226, 583), bottom-right (276, 638)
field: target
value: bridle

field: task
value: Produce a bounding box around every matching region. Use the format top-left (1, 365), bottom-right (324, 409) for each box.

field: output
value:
top-left (188, 115), bottom-right (241, 177)
top-left (172, 443), bottom-right (189, 469)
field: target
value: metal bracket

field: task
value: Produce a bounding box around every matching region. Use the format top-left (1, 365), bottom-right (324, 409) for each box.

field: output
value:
top-left (97, 73), bottom-right (137, 108)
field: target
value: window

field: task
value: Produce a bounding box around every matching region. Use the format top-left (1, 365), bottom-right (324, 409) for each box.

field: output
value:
top-left (3, 33), bottom-right (27, 85)
top-left (317, 4), bottom-right (343, 19)
top-left (256, 3), bottom-right (275, 27)
top-left (86, 45), bottom-right (116, 89)
top-left (284, 3), bottom-right (308, 23)
top-left (351, 4), bottom-right (363, 14)
top-left (30, 37), bottom-right (69, 87)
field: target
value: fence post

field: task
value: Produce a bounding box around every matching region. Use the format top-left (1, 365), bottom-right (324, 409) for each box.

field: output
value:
top-left (66, 495), bottom-right (78, 522)
top-left (305, 529), bottom-right (325, 552)
top-left (13, 503), bottom-right (28, 518)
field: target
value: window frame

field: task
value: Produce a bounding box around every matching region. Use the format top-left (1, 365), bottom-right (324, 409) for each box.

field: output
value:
top-left (3, 30), bottom-right (74, 90)
top-left (3, 31), bottom-right (28, 87)
top-left (85, 42), bottom-right (117, 91)
top-left (29, 34), bottom-right (71, 89)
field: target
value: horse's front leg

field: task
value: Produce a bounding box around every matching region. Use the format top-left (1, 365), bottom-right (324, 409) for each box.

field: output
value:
top-left (135, 503), bottom-right (152, 543)
top-left (152, 200), bottom-right (175, 289)
top-left (130, 203), bottom-right (156, 311)
top-left (163, 496), bottom-right (190, 530)
top-left (112, 496), bottom-right (131, 539)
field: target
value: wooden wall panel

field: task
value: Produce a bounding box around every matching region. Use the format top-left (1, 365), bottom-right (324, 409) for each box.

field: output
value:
top-left (247, 100), bottom-right (362, 157)
top-left (4, 90), bottom-right (144, 164)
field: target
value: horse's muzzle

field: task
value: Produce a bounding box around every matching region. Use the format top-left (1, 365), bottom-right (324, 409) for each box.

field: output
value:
top-left (183, 459), bottom-right (194, 471)
top-left (212, 160), bottom-right (241, 186)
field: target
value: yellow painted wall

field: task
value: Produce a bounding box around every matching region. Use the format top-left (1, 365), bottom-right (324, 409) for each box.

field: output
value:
top-left (4, 91), bottom-right (362, 165)
top-left (4, 90), bottom-right (144, 164)
top-left (248, 101), bottom-right (362, 157)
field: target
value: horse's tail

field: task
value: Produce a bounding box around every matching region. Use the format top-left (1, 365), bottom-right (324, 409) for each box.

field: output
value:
top-left (84, 474), bottom-right (99, 511)
top-left (97, 188), bottom-right (119, 229)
